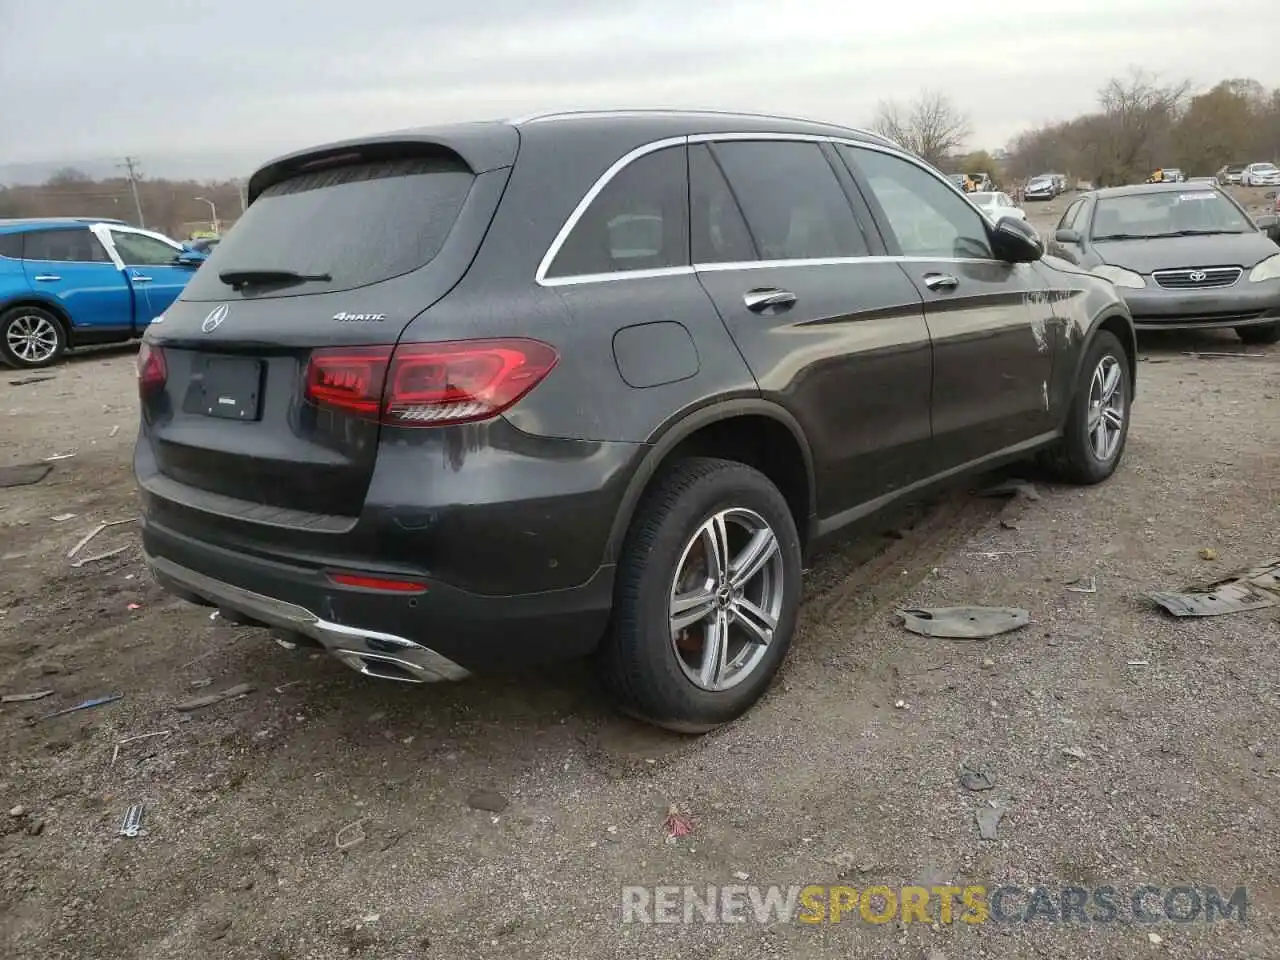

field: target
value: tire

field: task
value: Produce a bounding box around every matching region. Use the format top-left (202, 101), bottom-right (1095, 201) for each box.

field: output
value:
top-left (1040, 330), bottom-right (1132, 485)
top-left (1, 306), bottom-right (66, 369)
top-left (598, 457), bottom-right (803, 733)
top-left (1236, 323), bottom-right (1280, 345)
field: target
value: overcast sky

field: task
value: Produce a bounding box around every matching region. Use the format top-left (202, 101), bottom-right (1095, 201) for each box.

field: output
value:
top-left (1, 0), bottom-right (1278, 179)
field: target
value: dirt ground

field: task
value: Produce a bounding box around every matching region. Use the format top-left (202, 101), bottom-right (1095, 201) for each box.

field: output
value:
top-left (2, 213), bottom-right (1279, 958)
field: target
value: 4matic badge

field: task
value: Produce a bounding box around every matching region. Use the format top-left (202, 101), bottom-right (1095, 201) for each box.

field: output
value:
top-left (333, 312), bottom-right (387, 322)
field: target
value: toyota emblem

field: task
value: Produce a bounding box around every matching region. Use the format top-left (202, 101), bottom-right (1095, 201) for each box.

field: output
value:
top-left (1188, 270), bottom-right (1207, 282)
top-left (201, 304), bottom-right (229, 333)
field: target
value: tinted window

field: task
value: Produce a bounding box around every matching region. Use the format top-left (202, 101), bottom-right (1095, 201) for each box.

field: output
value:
top-left (111, 230), bottom-right (181, 266)
top-left (184, 155), bottom-right (474, 298)
top-left (0, 234), bottom-right (22, 259)
top-left (23, 227), bottom-right (112, 263)
top-left (712, 141), bottom-right (869, 260)
top-left (1091, 190), bottom-right (1253, 240)
top-left (689, 144), bottom-right (756, 264)
top-left (842, 146), bottom-right (993, 259)
top-left (548, 146), bottom-right (689, 278)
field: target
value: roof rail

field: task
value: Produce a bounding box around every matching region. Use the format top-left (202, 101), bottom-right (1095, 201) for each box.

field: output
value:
top-left (511, 108), bottom-right (897, 145)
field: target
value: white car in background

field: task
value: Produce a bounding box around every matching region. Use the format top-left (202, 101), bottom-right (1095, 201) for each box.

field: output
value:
top-left (1241, 162), bottom-right (1280, 187)
top-left (969, 191), bottom-right (1030, 224)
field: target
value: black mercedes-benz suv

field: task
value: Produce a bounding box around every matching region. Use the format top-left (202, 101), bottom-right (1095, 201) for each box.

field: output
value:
top-left (136, 110), bottom-right (1136, 731)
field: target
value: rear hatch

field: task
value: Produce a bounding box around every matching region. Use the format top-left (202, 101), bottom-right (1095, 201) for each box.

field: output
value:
top-left (137, 133), bottom-right (515, 526)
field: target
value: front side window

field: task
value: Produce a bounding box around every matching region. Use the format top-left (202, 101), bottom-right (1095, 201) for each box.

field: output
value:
top-left (1059, 200), bottom-right (1084, 231)
top-left (546, 145), bottom-right (690, 279)
top-left (711, 141), bottom-right (870, 261)
top-left (111, 230), bottom-right (182, 266)
top-left (841, 146), bottom-right (993, 259)
top-left (22, 227), bottom-right (112, 263)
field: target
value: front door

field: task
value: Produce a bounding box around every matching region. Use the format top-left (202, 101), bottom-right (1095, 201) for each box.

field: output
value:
top-left (20, 226), bottom-right (133, 332)
top-left (690, 139), bottom-right (934, 524)
top-left (838, 144), bottom-right (1057, 472)
top-left (104, 227), bottom-right (195, 326)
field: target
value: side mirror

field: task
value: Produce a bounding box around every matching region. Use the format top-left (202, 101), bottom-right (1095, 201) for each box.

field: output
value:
top-left (1054, 228), bottom-right (1082, 244)
top-left (174, 253), bottom-right (205, 267)
top-left (1256, 215), bottom-right (1280, 244)
top-left (992, 215), bottom-right (1044, 263)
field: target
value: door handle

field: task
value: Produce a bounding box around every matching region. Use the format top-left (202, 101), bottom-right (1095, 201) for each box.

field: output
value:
top-left (132, 273), bottom-right (153, 283)
top-left (923, 273), bottom-right (959, 291)
top-left (34, 274), bottom-right (61, 282)
top-left (743, 288), bottom-right (798, 313)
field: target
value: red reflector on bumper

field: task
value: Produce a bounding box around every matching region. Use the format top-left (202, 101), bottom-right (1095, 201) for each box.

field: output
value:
top-left (327, 572), bottom-right (427, 594)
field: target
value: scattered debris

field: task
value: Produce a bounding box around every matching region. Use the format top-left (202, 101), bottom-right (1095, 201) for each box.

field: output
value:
top-left (335, 819), bottom-right (368, 850)
top-left (1199, 547), bottom-right (1218, 561)
top-left (126, 603), bottom-right (141, 611)
top-left (467, 789), bottom-right (509, 813)
top-left (111, 730), bottom-right (173, 766)
top-left (108, 424), bottom-right (120, 438)
top-left (1127, 660), bottom-right (1150, 667)
top-left (979, 478), bottom-right (1041, 501)
top-left (119, 803), bottom-right (145, 838)
top-left (1150, 558), bottom-right (1280, 618)
top-left (1148, 932), bottom-right (1163, 945)
top-left (1066, 575), bottom-right (1098, 594)
top-left (0, 462), bottom-right (52, 488)
top-left (360, 913), bottom-right (381, 924)
top-left (1, 690), bottom-right (54, 704)
top-left (34, 693), bottom-right (123, 723)
top-left (209, 610), bottom-right (220, 621)
top-left (9, 374), bottom-right (56, 386)
top-left (71, 545), bottom-right (130, 568)
top-left (966, 549), bottom-right (1036, 559)
top-left (1181, 351), bottom-right (1266, 359)
top-left (9, 805), bottom-right (27, 818)
top-left (1139, 356), bottom-right (1170, 364)
top-left (999, 519), bottom-right (1019, 530)
top-left (898, 606), bottom-right (1031, 640)
top-left (959, 765), bottom-right (995, 792)
top-left (732, 871), bottom-right (750, 881)
top-left (50, 513), bottom-right (76, 522)
top-left (893, 699), bottom-right (910, 710)
top-left (980, 657), bottom-right (996, 670)
top-left (274, 680), bottom-right (304, 693)
top-left (975, 805), bottom-right (1006, 840)
top-left (190, 678), bottom-right (214, 688)
top-left (67, 517), bottom-right (137, 560)
top-left (274, 637), bottom-right (297, 651)
top-left (175, 683), bottom-right (255, 712)
top-left (663, 804), bottom-right (695, 839)
top-left (1062, 747), bottom-right (1087, 761)
top-left (43, 452), bottom-right (76, 462)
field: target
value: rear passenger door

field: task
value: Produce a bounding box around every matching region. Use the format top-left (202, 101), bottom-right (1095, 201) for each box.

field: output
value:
top-left (19, 226), bottom-right (133, 333)
top-left (837, 144), bottom-right (1057, 472)
top-left (691, 138), bottom-right (934, 525)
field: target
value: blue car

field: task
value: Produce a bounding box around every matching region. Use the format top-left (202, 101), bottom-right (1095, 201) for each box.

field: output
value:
top-left (0, 217), bottom-right (207, 368)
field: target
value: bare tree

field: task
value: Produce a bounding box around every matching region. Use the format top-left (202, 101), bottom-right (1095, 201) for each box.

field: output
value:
top-left (1095, 68), bottom-right (1190, 184)
top-left (870, 91), bottom-right (972, 166)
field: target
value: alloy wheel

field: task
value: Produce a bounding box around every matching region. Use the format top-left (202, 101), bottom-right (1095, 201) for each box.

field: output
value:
top-left (668, 507), bottom-right (786, 692)
top-left (1087, 354), bottom-right (1125, 462)
top-left (6, 314), bottom-right (60, 364)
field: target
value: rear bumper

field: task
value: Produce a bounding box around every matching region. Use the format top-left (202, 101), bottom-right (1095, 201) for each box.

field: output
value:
top-left (1123, 281), bottom-right (1280, 330)
top-left (141, 515), bottom-right (615, 678)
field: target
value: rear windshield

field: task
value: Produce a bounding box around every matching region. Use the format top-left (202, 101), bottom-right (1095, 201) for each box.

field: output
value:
top-left (183, 155), bottom-right (473, 300)
top-left (1091, 190), bottom-right (1254, 239)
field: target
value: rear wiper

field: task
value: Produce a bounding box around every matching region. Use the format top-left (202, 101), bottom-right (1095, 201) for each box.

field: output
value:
top-left (218, 268), bottom-right (332, 290)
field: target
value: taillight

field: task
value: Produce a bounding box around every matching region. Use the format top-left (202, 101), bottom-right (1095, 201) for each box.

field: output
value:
top-left (327, 571), bottom-right (427, 593)
top-left (304, 338), bottom-right (558, 427)
top-left (136, 342), bottom-right (167, 395)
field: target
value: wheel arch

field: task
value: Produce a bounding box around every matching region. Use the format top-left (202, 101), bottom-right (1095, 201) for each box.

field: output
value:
top-left (1, 296), bottom-right (73, 340)
top-left (1069, 308), bottom-right (1137, 408)
top-left (605, 399), bottom-right (818, 564)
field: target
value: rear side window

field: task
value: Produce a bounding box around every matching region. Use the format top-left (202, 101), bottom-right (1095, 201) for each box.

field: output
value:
top-left (23, 227), bottom-right (112, 263)
top-left (183, 155), bottom-right (474, 298)
top-left (546, 146), bottom-right (690, 279)
top-left (711, 141), bottom-right (870, 260)
top-left (689, 144), bottom-right (756, 264)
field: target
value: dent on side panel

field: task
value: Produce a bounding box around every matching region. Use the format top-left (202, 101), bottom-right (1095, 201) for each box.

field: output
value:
top-left (1032, 268), bottom-right (1104, 419)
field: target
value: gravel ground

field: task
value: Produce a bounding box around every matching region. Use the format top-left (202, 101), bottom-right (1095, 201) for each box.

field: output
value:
top-left (1, 247), bottom-right (1278, 959)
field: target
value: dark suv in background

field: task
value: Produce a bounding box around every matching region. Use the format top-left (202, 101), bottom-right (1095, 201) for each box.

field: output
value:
top-left (136, 110), bottom-right (1136, 731)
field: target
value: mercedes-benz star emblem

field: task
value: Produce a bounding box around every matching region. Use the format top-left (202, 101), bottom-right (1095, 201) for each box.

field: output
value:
top-left (1188, 270), bottom-right (1207, 283)
top-left (201, 304), bottom-right (230, 333)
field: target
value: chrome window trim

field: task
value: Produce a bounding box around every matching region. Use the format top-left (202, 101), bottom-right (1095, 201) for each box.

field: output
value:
top-left (535, 131), bottom-right (1000, 287)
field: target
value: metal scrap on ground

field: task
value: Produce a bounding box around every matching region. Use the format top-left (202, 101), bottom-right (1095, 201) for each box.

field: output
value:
top-left (33, 693), bottom-right (123, 722)
top-left (898, 606), bottom-right (1031, 640)
top-left (1150, 558), bottom-right (1280, 617)
top-left (1, 690), bottom-right (55, 704)
top-left (0, 462), bottom-right (52, 488)
top-left (175, 683), bottom-right (255, 712)
top-left (67, 517), bottom-right (137, 561)
top-left (978, 478), bottom-right (1041, 501)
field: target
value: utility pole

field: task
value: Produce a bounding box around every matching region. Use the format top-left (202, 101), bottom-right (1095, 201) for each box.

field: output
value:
top-left (118, 155), bottom-right (146, 228)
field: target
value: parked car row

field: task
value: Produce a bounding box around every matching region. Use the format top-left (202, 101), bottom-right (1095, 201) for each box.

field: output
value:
top-left (1216, 162), bottom-right (1280, 187)
top-left (133, 109), bottom-right (1140, 731)
top-left (0, 219), bottom-right (207, 367)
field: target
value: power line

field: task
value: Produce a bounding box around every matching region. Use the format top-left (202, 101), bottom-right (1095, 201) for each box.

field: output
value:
top-left (117, 155), bottom-right (146, 228)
